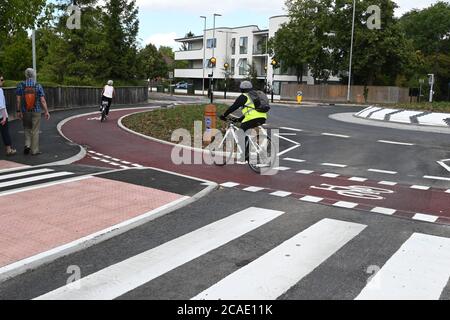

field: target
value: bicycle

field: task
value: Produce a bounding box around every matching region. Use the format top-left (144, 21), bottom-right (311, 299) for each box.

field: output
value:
top-left (100, 99), bottom-right (108, 122)
top-left (208, 115), bottom-right (277, 173)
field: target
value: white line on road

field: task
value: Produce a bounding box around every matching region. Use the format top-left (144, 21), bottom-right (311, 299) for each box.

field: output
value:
top-left (35, 207), bottom-right (285, 300)
top-left (280, 127), bottom-right (303, 132)
top-left (321, 173), bottom-right (340, 178)
top-left (283, 158), bottom-right (306, 163)
top-left (243, 186), bottom-right (265, 192)
top-left (192, 219), bottom-right (366, 300)
top-left (270, 191), bottom-right (292, 197)
top-left (0, 168), bottom-right (54, 181)
top-left (437, 159), bottom-right (450, 173)
top-left (348, 177), bottom-right (368, 182)
top-left (368, 169), bottom-right (397, 175)
top-left (220, 182), bottom-right (240, 188)
top-left (299, 196), bottom-right (323, 203)
top-left (412, 213), bottom-right (439, 223)
top-left (377, 140), bottom-right (415, 146)
top-left (377, 181), bottom-right (398, 186)
top-left (321, 163), bottom-right (348, 168)
top-left (0, 172), bottom-right (74, 188)
top-left (296, 170), bottom-right (314, 174)
top-left (274, 134), bottom-right (300, 145)
top-left (333, 201), bottom-right (358, 209)
top-left (410, 185), bottom-right (430, 191)
top-left (423, 175), bottom-right (450, 182)
top-left (321, 133), bottom-right (350, 138)
top-left (355, 233), bottom-right (450, 300)
top-left (370, 207), bottom-right (396, 215)
top-left (277, 145), bottom-right (301, 157)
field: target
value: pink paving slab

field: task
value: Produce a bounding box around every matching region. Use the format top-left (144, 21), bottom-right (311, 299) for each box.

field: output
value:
top-left (0, 160), bottom-right (28, 171)
top-left (0, 176), bottom-right (185, 268)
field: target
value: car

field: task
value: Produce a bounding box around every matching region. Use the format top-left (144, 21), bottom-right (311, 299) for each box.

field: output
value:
top-left (175, 82), bottom-right (188, 89)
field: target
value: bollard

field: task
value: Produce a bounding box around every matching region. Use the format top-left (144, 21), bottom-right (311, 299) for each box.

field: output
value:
top-left (204, 104), bottom-right (217, 144)
top-left (296, 91), bottom-right (303, 104)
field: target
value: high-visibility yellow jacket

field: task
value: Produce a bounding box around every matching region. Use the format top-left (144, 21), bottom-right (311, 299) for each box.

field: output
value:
top-left (242, 93), bottom-right (268, 123)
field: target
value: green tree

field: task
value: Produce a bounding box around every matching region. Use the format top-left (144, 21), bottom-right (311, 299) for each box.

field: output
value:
top-left (138, 43), bottom-right (168, 80)
top-left (103, 0), bottom-right (140, 81)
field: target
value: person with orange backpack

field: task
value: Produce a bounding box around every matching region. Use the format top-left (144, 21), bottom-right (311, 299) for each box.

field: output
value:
top-left (15, 68), bottom-right (50, 155)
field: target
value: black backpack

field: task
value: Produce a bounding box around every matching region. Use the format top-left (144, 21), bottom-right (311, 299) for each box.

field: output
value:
top-left (248, 90), bottom-right (271, 113)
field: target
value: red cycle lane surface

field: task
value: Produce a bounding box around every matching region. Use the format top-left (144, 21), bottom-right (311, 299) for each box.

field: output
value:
top-left (62, 108), bottom-right (450, 224)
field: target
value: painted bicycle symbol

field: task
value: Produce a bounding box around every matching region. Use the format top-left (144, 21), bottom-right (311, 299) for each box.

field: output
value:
top-left (310, 184), bottom-right (394, 200)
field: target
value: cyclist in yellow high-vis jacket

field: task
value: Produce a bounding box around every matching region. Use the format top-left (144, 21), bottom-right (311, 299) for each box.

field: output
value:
top-left (219, 81), bottom-right (267, 132)
top-left (220, 81), bottom-right (268, 161)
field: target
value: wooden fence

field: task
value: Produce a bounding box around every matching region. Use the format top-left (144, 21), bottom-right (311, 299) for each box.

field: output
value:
top-left (2, 86), bottom-right (148, 117)
top-left (281, 83), bottom-right (410, 104)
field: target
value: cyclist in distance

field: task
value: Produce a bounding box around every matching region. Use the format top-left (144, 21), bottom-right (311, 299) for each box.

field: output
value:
top-left (101, 80), bottom-right (115, 117)
top-left (219, 80), bottom-right (269, 160)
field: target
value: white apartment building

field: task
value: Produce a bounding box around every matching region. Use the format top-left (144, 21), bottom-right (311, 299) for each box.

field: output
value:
top-left (174, 15), bottom-right (339, 95)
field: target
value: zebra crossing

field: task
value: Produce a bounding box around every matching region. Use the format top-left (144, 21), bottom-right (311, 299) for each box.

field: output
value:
top-left (29, 206), bottom-right (450, 300)
top-left (0, 165), bottom-right (110, 195)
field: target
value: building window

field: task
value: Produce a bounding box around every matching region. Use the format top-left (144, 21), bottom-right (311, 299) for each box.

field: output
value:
top-left (231, 38), bottom-right (236, 55)
top-left (239, 37), bottom-right (248, 54)
top-left (231, 58), bottom-right (235, 75)
top-left (238, 58), bottom-right (248, 75)
top-left (207, 38), bottom-right (216, 48)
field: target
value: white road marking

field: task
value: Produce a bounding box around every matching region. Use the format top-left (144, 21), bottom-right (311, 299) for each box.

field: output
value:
top-left (220, 182), bottom-right (240, 188)
top-left (368, 169), bottom-right (397, 175)
top-left (192, 219), bottom-right (366, 300)
top-left (91, 157), bottom-right (101, 160)
top-left (410, 185), bottom-right (430, 191)
top-left (356, 233), bottom-right (450, 300)
top-left (437, 159), bottom-right (450, 173)
top-left (370, 207), bottom-right (396, 215)
top-left (296, 170), bottom-right (314, 174)
top-left (0, 172), bottom-right (74, 188)
top-left (412, 213), bottom-right (439, 223)
top-left (321, 133), bottom-right (350, 138)
top-left (377, 140), bottom-right (415, 146)
top-left (321, 163), bottom-right (348, 168)
top-left (299, 196), bottom-right (323, 203)
top-left (280, 127), bottom-right (303, 132)
top-left (423, 175), bottom-right (450, 182)
top-left (270, 191), bottom-right (292, 197)
top-left (277, 145), bottom-right (301, 157)
top-left (243, 186), bottom-right (265, 192)
top-left (274, 134), bottom-right (300, 145)
top-left (378, 181), bottom-right (397, 186)
top-left (272, 166), bottom-right (291, 171)
top-left (131, 164), bottom-right (143, 168)
top-left (333, 201), bottom-right (358, 209)
top-left (283, 158), bottom-right (306, 163)
top-left (119, 166), bottom-right (130, 169)
top-left (321, 173), bottom-right (340, 178)
top-left (0, 168), bottom-right (54, 181)
top-left (446, 189), bottom-right (450, 194)
top-left (121, 161), bottom-right (132, 165)
top-left (348, 177), bottom-right (368, 182)
top-left (35, 207), bottom-right (285, 300)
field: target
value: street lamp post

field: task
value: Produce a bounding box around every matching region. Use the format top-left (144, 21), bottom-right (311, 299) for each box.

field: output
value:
top-left (209, 13), bottom-right (221, 103)
top-left (32, 29), bottom-right (37, 81)
top-left (218, 30), bottom-right (237, 100)
top-left (200, 16), bottom-right (207, 97)
top-left (347, 0), bottom-right (356, 102)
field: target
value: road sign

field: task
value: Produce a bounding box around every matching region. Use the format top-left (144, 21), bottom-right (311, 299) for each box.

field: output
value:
top-left (168, 71), bottom-right (174, 79)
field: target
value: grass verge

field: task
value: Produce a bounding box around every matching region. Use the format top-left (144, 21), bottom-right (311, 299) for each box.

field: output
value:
top-left (122, 104), bottom-right (230, 144)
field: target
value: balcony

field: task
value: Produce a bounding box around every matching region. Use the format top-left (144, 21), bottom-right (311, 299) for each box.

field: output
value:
top-left (174, 68), bottom-right (205, 79)
top-left (175, 49), bottom-right (204, 61)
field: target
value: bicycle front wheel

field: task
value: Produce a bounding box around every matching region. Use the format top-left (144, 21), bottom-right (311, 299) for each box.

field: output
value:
top-left (209, 130), bottom-right (234, 166)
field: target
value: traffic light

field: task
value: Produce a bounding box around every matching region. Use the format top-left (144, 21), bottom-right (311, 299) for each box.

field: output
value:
top-left (271, 58), bottom-right (278, 68)
top-left (224, 62), bottom-right (229, 70)
top-left (209, 57), bottom-right (216, 67)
